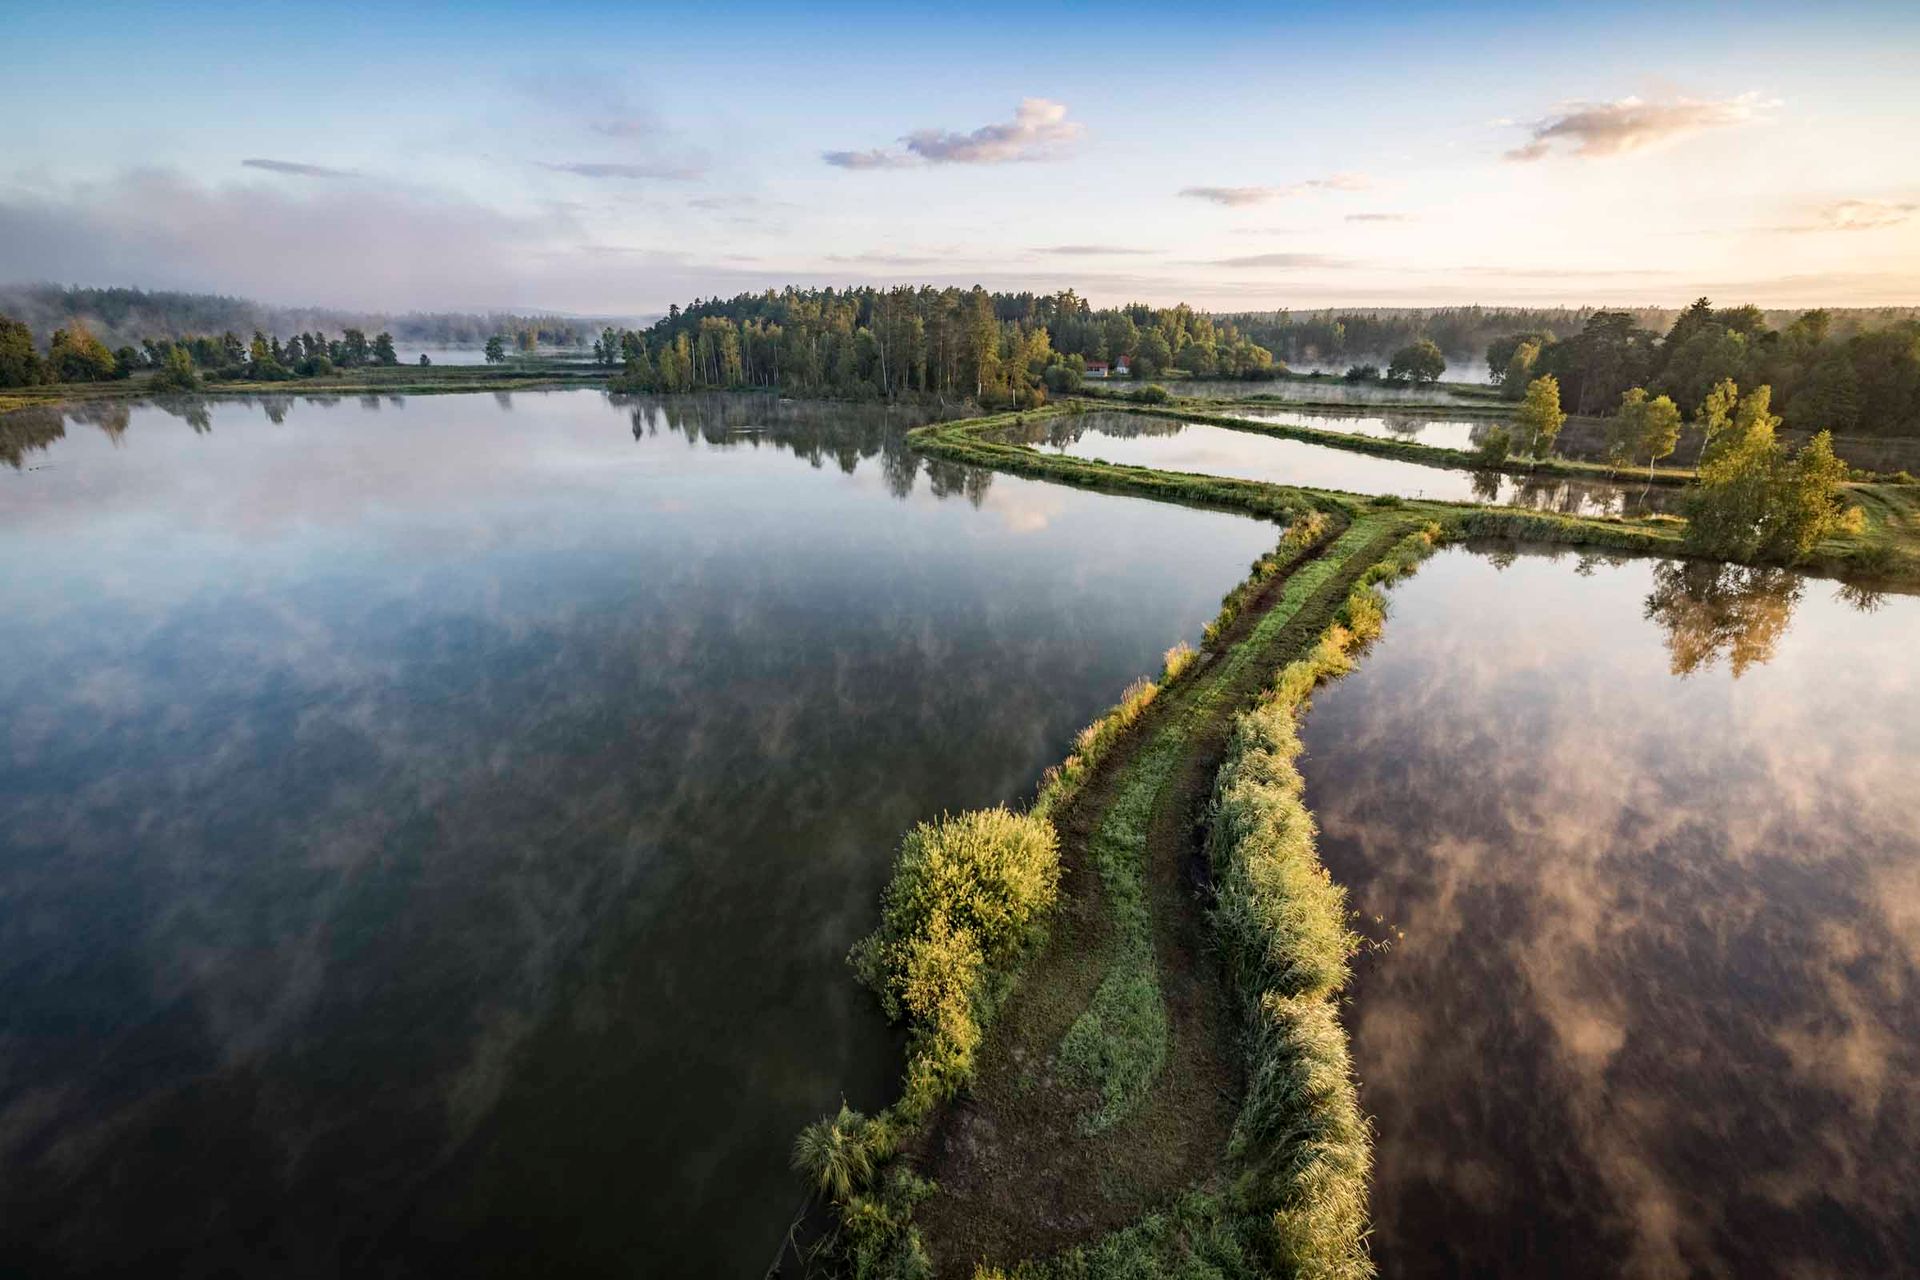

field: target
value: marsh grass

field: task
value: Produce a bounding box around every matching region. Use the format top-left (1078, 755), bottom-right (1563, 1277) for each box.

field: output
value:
top-left (1203, 524), bottom-right (1438, 1279)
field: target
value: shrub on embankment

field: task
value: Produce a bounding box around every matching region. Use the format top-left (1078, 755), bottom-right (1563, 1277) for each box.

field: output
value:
top-left (852, 807), bottom-right (1062, 1122)
top-left (1206, 524), bottom-right (1439, 1280)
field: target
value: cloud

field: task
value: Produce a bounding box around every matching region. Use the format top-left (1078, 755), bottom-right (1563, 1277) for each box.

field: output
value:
top-left (0, 169), bottom-right (583, 310)
top-left (242, 158), bottom-right (360, 180)
top-left (824, 251), bottom-right (949, 266)
top-left (1347, 212), bottom-right (1411, 223)
top-left (824, 98), bottom-right (1084, 169)
top-left (1210, 252), bottom-right (1351, 269)
top-left (1037, 244), bottom-right (1156, 256)
top-left (537, 161), bottom-right (704, 181)
top-left (1505, 93), bottom-right (1771, 161)
top-left (822, 148), bottom-right (918, 171)
top-left (1781, 199), bottom-right (1918, 233)
top-left (1178, 174), bottom-right (1369, 206)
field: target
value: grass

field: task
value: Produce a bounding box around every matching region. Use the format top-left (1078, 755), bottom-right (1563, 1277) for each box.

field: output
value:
top-left (1057, 517), bottom-right (1395, 1138)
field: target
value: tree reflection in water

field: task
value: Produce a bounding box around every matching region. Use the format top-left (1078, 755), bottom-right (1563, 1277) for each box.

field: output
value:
top-left (1643, 560), bottom-right (1804, 677)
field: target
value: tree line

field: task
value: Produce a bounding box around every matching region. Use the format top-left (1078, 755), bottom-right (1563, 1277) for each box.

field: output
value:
top-left (1481, 369), bottom-right (1852, 563)
top-left (592, 286), bottom-right (1278, 404)
top-left (1486, 299), bottom-right (1920, 436)
top-left (1228, 305), bottom-right (1597, 367)
top-left (0, 285), bottom-right (587, 351)
top-left (0, 312), bottom-right (407, 390)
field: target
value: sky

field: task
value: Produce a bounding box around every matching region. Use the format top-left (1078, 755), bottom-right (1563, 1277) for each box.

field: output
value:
top-left (2, 0), bottom-right (1918, 318)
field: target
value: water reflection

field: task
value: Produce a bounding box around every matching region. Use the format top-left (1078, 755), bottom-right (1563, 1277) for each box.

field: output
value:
top-left (0, 391), bottom-right (1279, 1276)
top-left (1643, 561), bottom-right (1804, 677)
top-left (1225, 406), bottom-right (1491, 453)
top-left (1299, 546), bottom-right (1920, 1278)
top-left (1007, 412), bottom-right (1673, 517)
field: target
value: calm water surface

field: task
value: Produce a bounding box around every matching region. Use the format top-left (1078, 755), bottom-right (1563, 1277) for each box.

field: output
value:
top-left (1139, 376), bottom-right (1494, 404)
top-left (1014, 413), bottom-right (1671, 516)
top-left (1301, 547), bottom-right (1920, 1277)
top-left (1224, 406), bottom-right (1490, 452)
top-left (0, 391), bottom-right (1280, 1277)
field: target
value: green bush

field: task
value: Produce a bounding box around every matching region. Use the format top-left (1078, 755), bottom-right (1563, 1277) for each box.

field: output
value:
top-left (853, 808), bottom-right (1059, 1118)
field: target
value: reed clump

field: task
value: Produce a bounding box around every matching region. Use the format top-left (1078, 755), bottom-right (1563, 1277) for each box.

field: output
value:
top-left (1205, 524), bottom-right (1438, 1280)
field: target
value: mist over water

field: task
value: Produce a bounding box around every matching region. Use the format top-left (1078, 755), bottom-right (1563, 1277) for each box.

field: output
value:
top-left (1299, 546), bottom-right (1920, 1278)
top-left (0, 391), bottom-right (1279, 1277)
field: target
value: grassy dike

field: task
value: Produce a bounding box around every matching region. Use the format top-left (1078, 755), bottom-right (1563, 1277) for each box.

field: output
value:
top-left (919, 404), bottom-right (1920, 583)
top-left (788, 494), bottom-right (1436, 1277)
top-left (786, 400), bottom-right (1920, 1279)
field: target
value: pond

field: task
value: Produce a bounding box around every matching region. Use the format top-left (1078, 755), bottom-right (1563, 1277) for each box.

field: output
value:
top-left (0, 390), bottom-right (1281, 1277)
top-left (1222, 405), bottom-right (1493, 452)
top-left (1010, 412), bottom-right (1674, 517)
top-left (1120, 376), bottom-right (1497, 406)
top-left (1300, 546), bottom-right (1920, 1277)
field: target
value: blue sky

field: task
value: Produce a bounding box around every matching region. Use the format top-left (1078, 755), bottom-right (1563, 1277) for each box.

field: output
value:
top-left (2, 0), bottom-right (1916, 316)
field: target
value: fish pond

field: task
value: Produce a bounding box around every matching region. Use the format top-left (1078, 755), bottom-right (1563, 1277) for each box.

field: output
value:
top-left (1008, 411), bottom-right (1674, 516)
top-left (1301, 545), bottom-right (1920, 1278)
top-left (0, 390), bottom-right (1281, 1277)
top-left (1222, 405), bottom-right (1493, 452)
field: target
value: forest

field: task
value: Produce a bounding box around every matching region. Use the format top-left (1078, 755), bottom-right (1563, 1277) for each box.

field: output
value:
top-left (596, 286), bottom-right (1276, 403)
top-left (1230, 303), bottom-right (1920, 369)
top-left (1486, 299), bottom-right (1920, 436)
top-left (0, 313), bottom-right (410, 390)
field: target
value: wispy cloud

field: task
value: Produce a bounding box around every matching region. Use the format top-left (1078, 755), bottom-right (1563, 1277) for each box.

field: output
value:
top-left (824, 251), bottom-right (951, 266)
top-left (1210, 252), bottom-right (1351, 269)
top-left (242, 158), bottom-right (360, 180)
top-left (825, 98), bottom-right (1084, 169)
top-left (1347, 212), bottom-right (1411, 223)
top-left (1505, 93), bottom-right (1771, 161)
top-left (1778, 199), bottom-right (1918, 233)
top-left (1178, 174), bottom-right (1369, 206)
top-left (1037, 244), bottom-right (1156, 256)
top-left (537, 161), bottom-right (704, 181)
top-left (822, 148), bottom-right (918, 171)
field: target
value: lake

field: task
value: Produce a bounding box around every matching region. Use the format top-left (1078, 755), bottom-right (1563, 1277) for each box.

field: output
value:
top-left (0, 390), bottom-right (1281, 1277)
top-left (1010, 412), bottom-right (1674, 516)
top-left (1300, 546), bottom-right (1920, 1277)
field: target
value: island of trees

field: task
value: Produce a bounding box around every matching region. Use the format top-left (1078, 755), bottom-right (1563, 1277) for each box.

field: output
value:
top-left (595, 287), bottom-right (1280, 404)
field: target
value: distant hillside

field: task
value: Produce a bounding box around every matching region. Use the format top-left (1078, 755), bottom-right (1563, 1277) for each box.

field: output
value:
top-left (0, 284), bottom-right (619, 349)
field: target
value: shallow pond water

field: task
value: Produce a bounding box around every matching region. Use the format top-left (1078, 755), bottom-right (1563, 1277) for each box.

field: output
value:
top-left (0, 390), bottom-right (1281, 1276)
top-left (1300, 546), bottom-right (1920, 1277)
top-left (1127, 376), bottom-right (1496, 405)
top-left (1013, 412), bottom-right (1673, 516)
top-left (1223, 405), bottom-right (1492, 452)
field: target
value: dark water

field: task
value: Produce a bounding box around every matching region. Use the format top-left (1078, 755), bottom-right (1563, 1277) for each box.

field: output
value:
top-left (1300, 546), bottom-right (1920, 1278)
top-left (1013, 413), bottom-right (1673, 517)
top-left (0, 391), bottom-right (1279, 1277)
